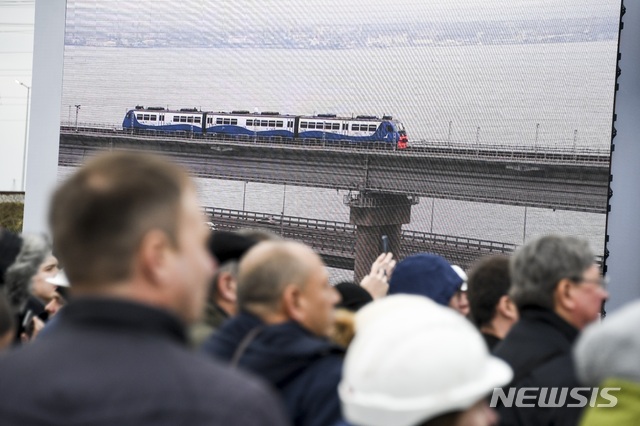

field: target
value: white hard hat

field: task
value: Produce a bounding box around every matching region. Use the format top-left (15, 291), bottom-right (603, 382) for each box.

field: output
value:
top-left (451, 265), bottom-right (468, 292)
top-left (46, 270), bottom-right (69, 287)
top-left (339, 295), bottom-right (512, 426)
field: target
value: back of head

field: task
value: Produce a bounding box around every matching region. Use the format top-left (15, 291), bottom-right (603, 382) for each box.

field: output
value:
top-left (0, 292), bottom-right (15, 351)
top-left (574, 299), bottom-right (640, 387)
top-left (0, 228), bottom-right (23, 288)
top-left (335, 281), bottom-right (373, 312)
top-left (388, 253), bottom-right (462, 306)
top-left (509, 235), bottom-right (594, 310)
top-left (49, 151), bottom-right (190, 288)
top-left (208, 230), bottom-right (259, 265)
top-left (467, 255), bottom-right (511, 328)
top-left (339, 295), bottom-right (512, 426)
top-left (236, 240), bottom-right (313, 313)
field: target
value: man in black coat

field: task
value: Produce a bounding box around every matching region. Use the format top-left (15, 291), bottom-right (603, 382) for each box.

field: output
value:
top-left (203, 240), bottom-right (344, 426)
top-left (0, 152), bottom-right (289, 426)
top-left (493, 235), bottom-right (609, 426)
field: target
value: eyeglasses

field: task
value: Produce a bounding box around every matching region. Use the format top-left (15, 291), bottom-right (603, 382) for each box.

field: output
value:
top-left (571, 275), bottom-right (608, 289)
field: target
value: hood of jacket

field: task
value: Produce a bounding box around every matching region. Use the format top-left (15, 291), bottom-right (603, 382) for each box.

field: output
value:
top-left (204, 311), bottom-right (344, 388)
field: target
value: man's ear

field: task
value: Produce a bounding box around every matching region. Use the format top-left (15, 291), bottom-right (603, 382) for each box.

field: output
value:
top-left (217, 272), bottom-right (237, 303)
top-left (553, 278), bottom-right (576, 312)
top-left (497, 295), bottom-right (519, 320)
top-left (137, 229), bottom-right (173, 287)
top-left (281, 284), bottom-right (304, 322)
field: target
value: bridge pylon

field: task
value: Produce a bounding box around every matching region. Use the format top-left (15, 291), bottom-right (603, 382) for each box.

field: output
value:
top-left (344, 191), bottom-right (419, 282)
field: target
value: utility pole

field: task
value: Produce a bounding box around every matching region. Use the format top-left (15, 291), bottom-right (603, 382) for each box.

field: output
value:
top-left (75, 104), bottom-right (81, 131)
top-left (15, 80), bottom-right (30, 191)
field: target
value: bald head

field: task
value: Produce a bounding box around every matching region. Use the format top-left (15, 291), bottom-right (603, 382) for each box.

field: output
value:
top-left (237, 241), bottom-right (317, 312)
top-left (237, 240), bottom-right (339, 336)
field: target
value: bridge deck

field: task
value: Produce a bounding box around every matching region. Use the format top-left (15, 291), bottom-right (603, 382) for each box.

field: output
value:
top-left (59, 128), bottom-right (610, 213)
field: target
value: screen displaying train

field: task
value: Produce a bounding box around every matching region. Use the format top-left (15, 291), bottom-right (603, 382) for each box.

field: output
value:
top-left (122, 106), bottom-right (408, 149)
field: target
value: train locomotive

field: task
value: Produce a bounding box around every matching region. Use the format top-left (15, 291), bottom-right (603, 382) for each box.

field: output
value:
top-left (122, 106), bottom-right (408, 149)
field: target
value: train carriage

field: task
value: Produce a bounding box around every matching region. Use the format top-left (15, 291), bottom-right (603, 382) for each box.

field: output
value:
top-left (123, 106), bottom-right (205, 133)
top-left (123, 107), bottom-right (408, 148)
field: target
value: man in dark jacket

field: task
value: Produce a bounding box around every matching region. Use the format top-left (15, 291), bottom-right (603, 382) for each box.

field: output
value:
top-left (0, 152), bottom-right (289, 426)
top-left (493, 235), bottom-right (608, 426)
top-left (203, 240), bottom-right (344, 426)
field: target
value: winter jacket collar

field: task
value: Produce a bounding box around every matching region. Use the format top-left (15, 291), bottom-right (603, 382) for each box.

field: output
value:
top-left (519, 305), bottom-right (579, 344)
top-left (59, 297), bottom-right (187, 344)
top-left (205, 310), bottom-right (344, 387)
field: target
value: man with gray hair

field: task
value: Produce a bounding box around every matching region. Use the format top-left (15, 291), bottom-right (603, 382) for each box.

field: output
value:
top-left (493, 235), bottom-right (608, 426)
top-left (203, 240), bottom-right (343, 426)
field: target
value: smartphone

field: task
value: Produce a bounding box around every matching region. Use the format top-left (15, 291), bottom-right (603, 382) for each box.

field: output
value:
top-left (381, 235), bottom-right (389, 253)
top-left (21, 310), bottom-right (35, 337)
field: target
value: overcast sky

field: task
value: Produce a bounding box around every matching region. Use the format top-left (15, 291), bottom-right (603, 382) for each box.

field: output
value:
top-left (67, 0), bottom-right (620, 32)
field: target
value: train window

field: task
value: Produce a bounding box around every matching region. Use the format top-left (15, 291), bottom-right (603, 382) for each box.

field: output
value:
top-left (143, 114), bottom-right (150, 120)
top-left (342, 124), bottom-right (347, 130)
top-left (246, 119), bottom-right (253, 126)
top-left (268, 120), bottom-right (276, 126)
top-left (222, 118), bottom-right (229, 124)
top-left (180, 116), bottom-right (187, 122)
top-left (332, 123), bottom-right (339, 130)
top-left (276, 121), bottom-right (283, 127)
top-left (324, 123), bottom-right (331, 130)
top-left (207, 117), bottom-right (213, 124)
top-left (231, 119), bottom-right (238, 125)
top-left (261, 120), bottom-right (268, 127)
top-left (300, 122), bottom-right (308, 129)
top-left (173, 116), bottom-right (179, 122)
top-left (187, 116), bottom-right (194, 123)
top-left (136, 114), bottom-right (143, 120)
top-left (369, 125), bottom-right (377, 131)
top-left (309, 122), bottom-right (316, 129)
top-left (216, 118), bottom-right (223, 125)
top-left (194, 117), bottom-right (201, 123)
top-left (352, 124), bottom-right (360, 131)
top-left (160, 115), bottom-right (164, 121)
top-left (150, 115), bottom-right (156, 121)
top-left (288, 121), bottom-right (293, 127)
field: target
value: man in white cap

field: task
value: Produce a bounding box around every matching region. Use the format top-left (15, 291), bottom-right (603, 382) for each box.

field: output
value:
top-left (338, 294), bottom-right (512, 426)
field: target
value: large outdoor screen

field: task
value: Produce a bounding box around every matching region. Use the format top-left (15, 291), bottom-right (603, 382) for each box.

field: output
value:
top-left (57, 0), bottom-right (621, 282)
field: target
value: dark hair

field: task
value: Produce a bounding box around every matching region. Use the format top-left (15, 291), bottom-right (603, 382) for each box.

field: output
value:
top-left (417, 411), bottom-right (461, 426)
top-left (0, 293), bottom-right (15, 338)
top-left (49, 152), bottom-right (190, 287)
top-left (466, 256), bottom-right (511, 328)
top-left (335, 281), bottom-right (373, 312)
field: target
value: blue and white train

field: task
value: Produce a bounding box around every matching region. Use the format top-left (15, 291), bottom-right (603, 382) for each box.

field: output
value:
top-left (122, 106), bottom-right (408, 148)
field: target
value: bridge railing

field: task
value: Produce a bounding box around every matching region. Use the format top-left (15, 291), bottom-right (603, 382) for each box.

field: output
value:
top-left (61, 126), bottom-right (610, 164)
top-left (401, 229), bottom-right (518, 253)
top-left (203, 206), bottom-right (517, 254)
top-left (201, 206), bottom-right (606, 266)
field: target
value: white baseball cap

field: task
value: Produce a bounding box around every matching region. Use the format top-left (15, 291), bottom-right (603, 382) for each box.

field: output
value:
top-left (339, 295), bottom-right (512, 426)
top-left (46, 270), bottom-right (69, 287)
top-left (451, 264), bottom-right (468, 292)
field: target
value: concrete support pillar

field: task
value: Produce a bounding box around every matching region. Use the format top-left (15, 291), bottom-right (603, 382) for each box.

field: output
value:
top-left (345, 192), bottom-right (417, 282)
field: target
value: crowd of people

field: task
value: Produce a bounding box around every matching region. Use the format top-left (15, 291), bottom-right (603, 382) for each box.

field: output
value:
top-left (0, 151), bottom-right (634, 426)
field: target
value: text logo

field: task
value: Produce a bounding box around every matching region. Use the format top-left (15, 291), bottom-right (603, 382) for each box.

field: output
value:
top-left (490, 387), bottom-right (620, 408)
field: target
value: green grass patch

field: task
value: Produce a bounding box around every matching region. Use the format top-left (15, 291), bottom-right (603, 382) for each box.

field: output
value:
top-left (0, 202), bottom-right (24, 233)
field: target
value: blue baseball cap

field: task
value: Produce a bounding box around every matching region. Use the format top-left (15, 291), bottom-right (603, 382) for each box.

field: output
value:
top-left (388, 253), bottom-right (463, 306)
